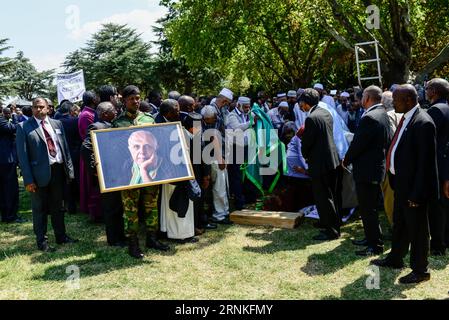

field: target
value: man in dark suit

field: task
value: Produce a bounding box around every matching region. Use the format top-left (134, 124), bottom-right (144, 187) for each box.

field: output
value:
top-left (0, 113), bottom-right (25, 223)
top-left (371, 85), bottom-right (439, 284)
top-left (426, 78), bottom-right (449, 256)
top-left (182, 112), bottom-right (214, 234)
top-left (81, 102), bottom-right (126, 248)
top-left (57, 101), bottom-right (82, 214)
top-left (300, 88), bottom-right (341, 241)
top-left (343, 86), bottom-right (393, 256)
top-left (16, 97), bottom-right (78, 252)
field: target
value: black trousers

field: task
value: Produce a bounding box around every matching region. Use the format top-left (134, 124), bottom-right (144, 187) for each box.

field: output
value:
top-left (194, 186), bottom-right (209, 229)
top-left (311, 169), bottom-right (340, 237)
top-left (228, 163), bottom-right (245, 210)
top-left (30, 164), bottom-right (67, 245)
top-left (356, 182), bottom-right (383, 248)
top-left (0, 163), bottom-right (19, 222)
top-left (63, 155), bottom-right (80, 214)
top-left (429, 190), bottom-right (449, 251)
top-left (102, 191), bottom-right (125, 245)
top-left (388, 201), bottom-right (430, 274)
top-left (335, 165), bottom-right (344, 215)
top-left (287, 176), bottom-right (314, 212)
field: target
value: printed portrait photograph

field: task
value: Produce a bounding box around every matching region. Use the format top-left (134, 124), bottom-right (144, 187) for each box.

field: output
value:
top-left (91, 123), bottom-right (194, 193)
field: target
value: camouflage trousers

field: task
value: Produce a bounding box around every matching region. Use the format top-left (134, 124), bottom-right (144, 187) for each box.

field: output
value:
top-left (122, 187), bottom-right (159, 236)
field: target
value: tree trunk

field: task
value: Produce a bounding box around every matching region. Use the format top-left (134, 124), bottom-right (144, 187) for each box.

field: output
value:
top-left (382, 59), bottom-right (410, 87)
top-left (415, 44), bottom-right (449, 84)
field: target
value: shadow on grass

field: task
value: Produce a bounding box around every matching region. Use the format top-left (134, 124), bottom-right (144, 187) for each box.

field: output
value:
top-left (322, 269), bottom-right (415, 300)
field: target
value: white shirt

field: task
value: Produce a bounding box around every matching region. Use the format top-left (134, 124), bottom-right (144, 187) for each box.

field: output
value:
top-left (362, 103), bottom-right (383, 118)
top-left (389, 105), bottom-right (419, 175)
top-left (293, 103), bottom-right (308, 130)
top-left (34, 116), bottom-right (63, 164)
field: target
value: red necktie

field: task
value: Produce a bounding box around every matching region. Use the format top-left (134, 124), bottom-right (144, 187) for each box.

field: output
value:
top-left (386, 116), bottom-right (405, 172)
top-left (41, 120), bottom-right (57, 158)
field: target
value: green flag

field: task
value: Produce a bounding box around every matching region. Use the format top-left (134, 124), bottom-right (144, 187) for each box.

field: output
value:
top-left (241, 104), bottom-right (287, 196)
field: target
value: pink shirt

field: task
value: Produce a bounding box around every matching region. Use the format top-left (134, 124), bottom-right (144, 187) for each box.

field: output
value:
top-left (78, 107), bottom-right (95, 140)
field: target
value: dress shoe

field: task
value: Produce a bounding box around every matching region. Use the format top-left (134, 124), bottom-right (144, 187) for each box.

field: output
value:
top-left (212, 217), bottom-right (233, 225)
top-left (204, 223), bottom-right (218, 230)
top-left (56, 236), bottom-right (79, 245)
top-left (431, 248), bottom-right (446, 256)
top-left (146, 233), bottom-right (170, 252)
top-left (370, 258), bottom-right (404, 269)
top-left (399, 271), bottom-right (430, 284)
top-left (355, 246), bottom-right (383, 256)
top-left (128, 235), bottom-right (144, 259)
top-left (176, 237), bottom-right (199, 244)
top-left (352, 238), bottom-right (368, 246)
top-left (312, 232), bottom-right (339, 241)
top-left (4, 217), bottom-right (27, 224)
top-left (38, 241), bottom-right (56, 253)
top-left (195, 228), bottom-right (205, 236)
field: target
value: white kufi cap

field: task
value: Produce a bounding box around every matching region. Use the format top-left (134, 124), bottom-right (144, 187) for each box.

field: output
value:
top-left (219, 88), bottom-right (233, 101)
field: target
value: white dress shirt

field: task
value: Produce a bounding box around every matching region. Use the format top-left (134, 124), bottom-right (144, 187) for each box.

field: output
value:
top-left (34, 116), bottom-right (64, 164)
top-left (389, 105), bottom-right (419, 175)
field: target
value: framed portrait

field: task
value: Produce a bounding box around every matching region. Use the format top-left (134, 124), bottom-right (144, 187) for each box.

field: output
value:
top-left (91, 122), bottom-right (195, 193)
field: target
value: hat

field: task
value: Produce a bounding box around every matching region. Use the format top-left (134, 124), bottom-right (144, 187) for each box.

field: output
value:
top-left (219, 88), bottom-right (233, 101)
top-left (314, 83), bottom-right (324, 90)
top-left (330, 90), bottom-right (338, 96)
top-left (287, 90), bottom-right (297, 98)
top-left (279, 101), bottom-right (289, 108)
top-left (340, 92), bottom-right (350, 98)
top-left (297, 88), bottom-right (305, 96)
top-left (277, 93), bottom-right (287, 98)
top-left (238, 97), bottom-right (251, 105)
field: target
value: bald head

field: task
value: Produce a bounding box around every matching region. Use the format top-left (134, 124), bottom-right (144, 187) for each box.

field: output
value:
top-left (362, 85), bottom-right (383, 109)
top-left (426, 78), bottom-right (449, 104)
top-left (178, 95), bottom-right (195, 113)
top-left (393, 84), bottom-right (418, 113)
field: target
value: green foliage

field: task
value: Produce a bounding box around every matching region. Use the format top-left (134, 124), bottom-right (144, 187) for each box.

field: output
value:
top-left (0, 38), bottom-right (19, 98)
top-left (150, 12), bottom-right (222, 96)
top-left (10, 51), bottom-right (55, 101)
top-left (163, 0), bottom-right (449, 92)
top-left (0, 40), bottom-right (54, 100)
top-left (62, 24), bottom-right (154, 93)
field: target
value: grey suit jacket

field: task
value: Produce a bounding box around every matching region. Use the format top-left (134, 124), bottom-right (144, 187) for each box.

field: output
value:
top-left (16, 117), bottom-right (74, 187)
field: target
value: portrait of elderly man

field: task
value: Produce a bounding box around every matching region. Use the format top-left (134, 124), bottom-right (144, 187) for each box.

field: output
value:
top-left (127, 130), bottom-right (162, 185)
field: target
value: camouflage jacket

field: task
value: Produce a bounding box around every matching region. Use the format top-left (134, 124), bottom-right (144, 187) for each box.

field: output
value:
top-left (112, 111), bottom-right (155, 128)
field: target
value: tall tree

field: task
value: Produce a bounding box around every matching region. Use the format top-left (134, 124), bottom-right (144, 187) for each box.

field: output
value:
top-left (163, 0), bottom-right (350, 92)
top-left (316, 0), bottom-right (449, 85)
top-left (0, 38), bottom-right (19, 97)
top-left (151, 11), bottom-right (222, 95)
top-left (63, 23), bottom-right (154, 93)
top-left (10, 51), bottom-right (55, 100)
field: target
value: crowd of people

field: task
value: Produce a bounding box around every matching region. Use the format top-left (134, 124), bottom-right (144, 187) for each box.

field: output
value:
top-left (1, 77), bottom-right (449, 285)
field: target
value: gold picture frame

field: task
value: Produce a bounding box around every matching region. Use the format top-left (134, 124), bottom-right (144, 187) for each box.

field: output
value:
top-left (90, 122), bottom-right (195, 193)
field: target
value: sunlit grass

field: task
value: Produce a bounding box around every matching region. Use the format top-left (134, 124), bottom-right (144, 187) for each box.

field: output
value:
top-left (0, 185), bottom-right (448, 300)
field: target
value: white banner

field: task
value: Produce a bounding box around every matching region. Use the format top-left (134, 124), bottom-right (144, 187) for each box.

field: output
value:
top-left (56, 70), bottom-right (86, 104)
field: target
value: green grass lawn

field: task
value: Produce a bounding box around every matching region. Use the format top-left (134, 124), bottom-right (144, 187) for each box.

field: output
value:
top-left (1, 185), bottom-right (448, 300)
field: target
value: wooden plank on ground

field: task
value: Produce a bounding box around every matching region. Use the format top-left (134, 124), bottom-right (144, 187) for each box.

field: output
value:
top-left (230, 210), bottom-right (304, 229)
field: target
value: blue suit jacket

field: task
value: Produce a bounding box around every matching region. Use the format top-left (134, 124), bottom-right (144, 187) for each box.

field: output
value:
top-left (16, 117), bottom-right (74, 187)
top-left (0, 117), bottom-right (17, 164)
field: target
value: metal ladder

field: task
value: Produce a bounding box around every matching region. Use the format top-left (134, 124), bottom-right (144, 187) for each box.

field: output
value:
top-left (355, 41), bottom-right (383, 88)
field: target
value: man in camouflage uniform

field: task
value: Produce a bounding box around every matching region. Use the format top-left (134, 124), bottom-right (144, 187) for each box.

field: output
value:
top-left (113, 85), bottom-right (169, 259)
